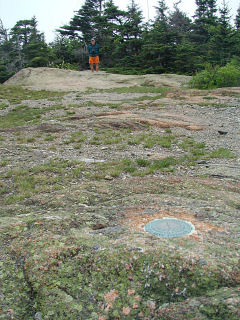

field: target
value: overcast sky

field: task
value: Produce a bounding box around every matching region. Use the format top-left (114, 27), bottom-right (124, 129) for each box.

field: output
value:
top-left (0, 0), bottom-right (239, 43)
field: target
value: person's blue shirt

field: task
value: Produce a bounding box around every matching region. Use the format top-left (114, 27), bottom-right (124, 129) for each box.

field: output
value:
top-left (88, 44), bottom-right (99, 57)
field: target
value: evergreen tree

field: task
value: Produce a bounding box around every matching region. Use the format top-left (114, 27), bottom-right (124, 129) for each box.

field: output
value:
top-left (57, 0), bottom-right (129, 68)
top-left (208, 1), bottom-right (235, 65)
top-left (0, 21), bottom-right (14, 82)
top-left (101, 0), bottom-right (126, 66)
top-left (155, 0), bottom-right (168, 22)
top-left (103, 0), bottom-right (126, 38)
top-left (115, 0), bottom-right (143, 68)
top-left (169, 1), bottom-right (192, 44)
top-left (0, 19), bottom-right (11, 63)
top-left (233, 5), bottom-right (240, 57)
top-left (191, 0), bottom-right (218, 64)
top-left (50, 36), bottom-right (87, 68)
top-left (58, 0), bottom-right (106, 42)
top-left (2, 0), bottom-right (240, 78)
top-left (124, 0), bottom-right (143, 40)
top-left (0, 19), bottom-right (9, 43)
top-left (10, 17), bottom-right (49, 68)
top-left (141, 0), bottom-right (176, 73)
top-left (235, 5), bottom-right (240, 30)
top-left (169, 2), bottom-right (196, 74)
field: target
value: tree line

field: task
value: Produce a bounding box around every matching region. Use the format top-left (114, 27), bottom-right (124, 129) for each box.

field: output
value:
top-left (1, 0), bottom-right (240, 83)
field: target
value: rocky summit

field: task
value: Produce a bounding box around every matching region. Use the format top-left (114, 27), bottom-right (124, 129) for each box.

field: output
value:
top-left (0, 68), bottom-right (240, 319)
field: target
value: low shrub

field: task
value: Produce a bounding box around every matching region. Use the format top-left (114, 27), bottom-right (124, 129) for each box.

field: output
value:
top-left (28, 56), bottom-right (49, 67)
top-left (190, 61), bottom-right (240, 89)
top-left (215, 64), bottom-right (240, 87)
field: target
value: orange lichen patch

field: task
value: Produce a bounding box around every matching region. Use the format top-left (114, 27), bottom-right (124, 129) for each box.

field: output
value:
top-left (133, 302), bottom-right (139, 309)
top-left (128, 289), bottom-right (135, 296)
top-left (189, 234), bottom-right (202, 241)
top-left (138, 119), bottom-right (203, 131)
top-left (97, 111), bottom-right (204, 131)
top-left (104, 289), bottom-right (119, 303)
top-left (120, 206), bottom-right (226, 240)
top-left (122, 307), bottom-right (131, 315)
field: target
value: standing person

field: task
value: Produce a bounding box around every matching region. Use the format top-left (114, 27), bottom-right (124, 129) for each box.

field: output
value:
top-left (88, 38), bottom-right (99, 72)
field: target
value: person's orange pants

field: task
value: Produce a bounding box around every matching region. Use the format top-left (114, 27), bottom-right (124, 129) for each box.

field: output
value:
top-left (89, 56), bottom-right (99, 64)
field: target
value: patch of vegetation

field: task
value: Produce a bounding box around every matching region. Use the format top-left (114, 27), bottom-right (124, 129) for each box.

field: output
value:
top-left (177, 138), bottom-right (236, 164)
top-left (0, 105), bottom-right (41, 127)
top-left (209, 147), bottom-right (236, 159)
top-left (89, 129), bottom-right (125, 146)
top-left (0, 254), bottom-right (34, 319)
top-left (178, 137), bottom-right (206, 157)
top-left (86, 101), bottom-right (121, 109)
top-left (127, 94), bottom-right (165, 102)
top-left (0, 104), bottom-right (65, 128)
top-left (190, 61), bottom-right (240, 89)
top-left (89, 157), bottom-right (178, 179)
top-left (44, 135), bottom-right (57, 142)
top-left (1, 235), bottom-right (238, 320)
top-left (2, 159), bottom-right (86, 204)
top-left (0, 85), bottom-right (66, 103)
top-left (26, 137), bottom-right (36, 143)
top-left (65, 110), bottom-right (76, 116)
top-left (87, 140), bottom-right (236, 179)
top-left (198, 102), bottom-right (236, 108)
top-left (0, 102), bottom-right (9, 109)
top-left (0, 180), bottom-right (9, 195)
top-left (16, 136), bottom-right (28, 144)
top-left (199, 304), bottom-right (239, 320)
top-left (220, 90), bottom-right (240, 97)
top-left (64, 131), bottom-right (88, 145)
top-left (227, 200), bottom-right (240, 210)
top-left (16, 136), bottom-right (36, 144)
top-left (88, 129), bottom-right (176, 149)
top-left (0, 159), bottom-right (9, 167)
top-left (82, 87), bottom-right (98, 94)
top-left (2, 136), bottom-right (233, 204)
top-left (142, 133), bottom-right (176, 149)
top-left (70, 131), bottom-right (88, 143)
top-left (106, 85), bottom-right (168, 95)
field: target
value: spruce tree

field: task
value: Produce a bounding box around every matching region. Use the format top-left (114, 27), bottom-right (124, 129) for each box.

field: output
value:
top-left (192, 0), bottom-right (218, 65)
top-left (10, 17), bottom-right (49, 69)
top-left (58, 0), bottom-right (106, 43)
top-left (169, 1), bottom-right (192, 44)
top-left (0, 19), bottom-right (10, 63)
top-left (141, 0), bottom-right (176, 73)
top-left (208, 1), bottom-right (235, 65)
top-left (0, 20), bottom-right (14, 82)
top-left (233, 5), bottom-right (240, 57)
top-left (101, 0), bottom-right (126, 66)
top-left (169, 2), bottom-right (196, 74)
top-left (235, 6), bottom-right (240, 30)
top-left (116, 0), bottom-right (143, 69)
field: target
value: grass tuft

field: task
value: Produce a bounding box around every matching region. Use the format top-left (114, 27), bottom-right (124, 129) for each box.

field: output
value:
top-left (0, 104), bottom-right (66, 128)
top-left (0, 85), bottom-right (66, 103)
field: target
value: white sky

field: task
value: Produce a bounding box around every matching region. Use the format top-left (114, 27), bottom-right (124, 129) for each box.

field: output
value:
top-left (0, 0), bottom-right (239, 43)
